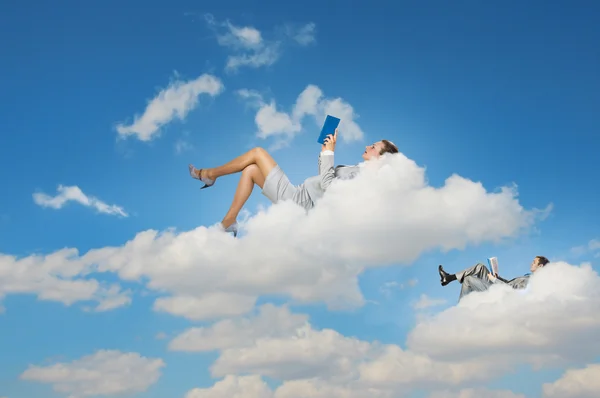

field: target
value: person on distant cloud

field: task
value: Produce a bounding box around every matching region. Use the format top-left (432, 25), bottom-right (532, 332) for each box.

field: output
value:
top-left (437, 255), bottom-right (550, 301)
top-left (188, 129), bottom-right (398, 237)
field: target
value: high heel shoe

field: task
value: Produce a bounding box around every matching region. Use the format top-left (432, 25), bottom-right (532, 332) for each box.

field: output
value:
top-left (189, 164), bottom-right (215, 189)
top-left (221, 221), bottom-right (238, 238)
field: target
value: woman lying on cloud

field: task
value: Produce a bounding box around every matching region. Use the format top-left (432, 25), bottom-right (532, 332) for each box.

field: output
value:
top-left (188, 129), bottom-right (398, 237)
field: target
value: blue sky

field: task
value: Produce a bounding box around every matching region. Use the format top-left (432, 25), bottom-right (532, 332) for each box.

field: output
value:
top-left (1, 0), bottom-right (599, 397)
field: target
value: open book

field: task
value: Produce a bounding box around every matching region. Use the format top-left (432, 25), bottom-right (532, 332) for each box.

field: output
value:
top-left (487, 257), bottom-right (499, 275)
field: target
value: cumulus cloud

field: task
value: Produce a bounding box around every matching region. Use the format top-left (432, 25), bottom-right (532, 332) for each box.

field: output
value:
top-left (0, 248), bottom-right (131, 312)
top-left (33, 185), bottom-right (128, 217)
top-left (237, 84), bottom-right (364, 148)
top-left (169, 303), bottom-right (308, 352)
top-left (2, 151), bottom-right (545, 320)
top-left (115, 73), bottom-right (223, 141)
top-left (428, 389), bottom-right (526, 398)
top-left (406, 261), bottom-right (600, 368)
top-left (542, 363), bottom-right (600, 398)
top-left (182, 261), bottom-right (598, 397)
top-left (181, 306), bottom-right (504, 397)
top-left (186, 375), bottom-right (272, 398)
top-left (204, 14), bottom-right (315, 72)
top-left (20, 350), bottom-right (164, 397)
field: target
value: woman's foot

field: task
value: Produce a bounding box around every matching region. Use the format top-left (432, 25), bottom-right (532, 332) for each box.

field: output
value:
top-left (220, 218), bottom-right (238, 237)
top-left (189, 165), bottom-right (215, 189)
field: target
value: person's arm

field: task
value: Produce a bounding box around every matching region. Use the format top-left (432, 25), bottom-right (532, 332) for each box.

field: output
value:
top-left (318, 131), bottom-right (337, 191)
top-left (318, 149), bottom-right (336, 191)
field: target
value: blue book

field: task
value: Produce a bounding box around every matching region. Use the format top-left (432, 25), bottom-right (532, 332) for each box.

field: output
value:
top-left (317, 115), bottom-right (340, 144)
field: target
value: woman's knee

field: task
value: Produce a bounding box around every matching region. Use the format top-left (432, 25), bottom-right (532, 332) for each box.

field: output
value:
top-left (250, 146), bottom-right (268, 158)
top-left (242, 164), bottom-right (260, 176)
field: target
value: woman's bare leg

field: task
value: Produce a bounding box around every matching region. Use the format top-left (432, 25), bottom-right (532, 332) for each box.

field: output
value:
top-left (194, 147), bottom-right (277, 183)
top-left (221, 164), bottom-right (265, 228)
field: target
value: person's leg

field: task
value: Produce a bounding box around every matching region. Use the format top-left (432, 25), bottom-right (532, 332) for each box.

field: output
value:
top-left (459, 275), bottom-right (492, 301)
top-left (191, 147), bottom-right (277, 184)
top-left (439, 263), bottom-right (490, 286)
top-left (221, 164), bottom-right (265, 228)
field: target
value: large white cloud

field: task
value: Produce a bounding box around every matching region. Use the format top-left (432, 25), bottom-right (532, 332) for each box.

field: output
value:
top-left (20, 350), bottom-right (164, 397)
top-left (237, 84), bottom-right (364, 148)
top-left (0, 151), bottom-right (545, 319)
top-left (180, 261), bottom-right (598, 398)
top-left (115, 73), bottom-right (223, 141)
top-left (406, 261), bottom-right (600, 368)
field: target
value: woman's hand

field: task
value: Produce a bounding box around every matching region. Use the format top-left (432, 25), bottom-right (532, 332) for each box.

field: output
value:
top-left (321, 129), bottom-right (338, 152)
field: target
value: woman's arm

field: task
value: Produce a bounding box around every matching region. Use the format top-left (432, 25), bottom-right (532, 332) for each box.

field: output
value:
top-left (319, 132), bottom-right (337, 190)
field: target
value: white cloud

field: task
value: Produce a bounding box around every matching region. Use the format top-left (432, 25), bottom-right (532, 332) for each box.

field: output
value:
top-left (3, 151), bottom-right (544, 320)
top-left (153, 292), bottom-right (257, 321)
top-left (175, 139), bottom-right (193, 154)
top-left (287, 22), bottom-right (316, 46)
top-left (543, 363), bottom-right (600, 398)
top-left (33, 185), bottom-right (128, 217)
top-left (169, 303), bottom-right (308, 352)
top-left (428, 388), bottom-right (526, 398)
top-left (204, 14), bottom-right (315, 72)
top-left (182, 310), bottom-right (498, 398)
top-left (571, 238), bottom-right (600, 258)
top-left (186, 375), bottom-right (273, 398)
top-left (406, 261), bottom-right (600, 368)
top-left (412, 294), bottom-right (447, 310)
top-left (0, 248), bottom-right (130, 312)
top-left (175, 261), bottom-right (596, 398)
top-left (237, 84), bottom-right (364, 148)
top-left (116, 73), bottom-right (223, 141)
top-left (20, 350), bottom-right (164, 397)
top-left (380, 279), bottom-right (418, 298)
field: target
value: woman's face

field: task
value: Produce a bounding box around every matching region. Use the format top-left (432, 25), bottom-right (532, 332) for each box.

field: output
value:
top-left (362, 141), bottom-right (384, 161)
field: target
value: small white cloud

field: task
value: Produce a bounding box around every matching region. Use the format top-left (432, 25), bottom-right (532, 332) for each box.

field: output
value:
top-left (175, 139), bottom-right (193, 154)
top-left (237, 84), bottom-right (364, 148)
top-left (116, 73), bottom-right (223, 141)
top-left (412, 294), bottom-right (447, 310)
top-left (20, 350), bottom-right (165, 397)
top-left (543, 363), bottom-right (600, 398)
top-left (33, 185), bottom-right (128, 217)
top-left (570, 238), bottom-right (600, 258)
top-left (380, 279), bottom-right (419, 298)
top-left (155, 332), bottom-right (168, 340)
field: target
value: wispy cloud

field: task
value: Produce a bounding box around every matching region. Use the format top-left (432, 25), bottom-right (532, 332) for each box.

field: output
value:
top-left (204, 14), bottom-right (316, 73)
top-left (116, 73), bottom-right (224, 141)
top-left (33, 185), bottom-right (128, 217)
top-left (237, 84), bottom-right (364, 150)
top-left (570, 238), bottom-right (600, 258)
top-left (379, 279), bottom-right (418, 298)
